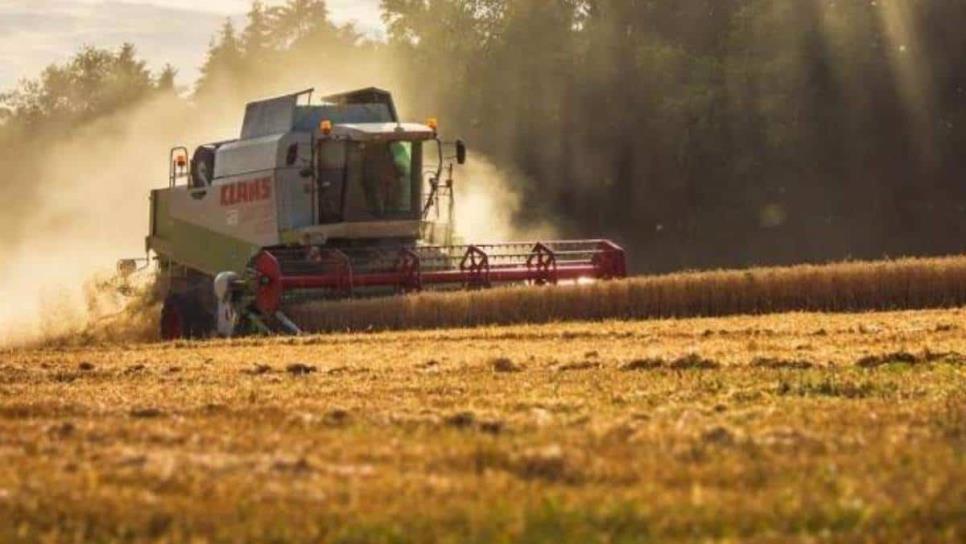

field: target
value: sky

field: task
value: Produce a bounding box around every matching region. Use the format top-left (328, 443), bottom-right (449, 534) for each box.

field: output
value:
top-left (0, 0), bottom-right (384, 92)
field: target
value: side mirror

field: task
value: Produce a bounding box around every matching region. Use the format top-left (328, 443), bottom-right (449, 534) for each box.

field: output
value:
top-left (456, 140), bottom-right (467, 165)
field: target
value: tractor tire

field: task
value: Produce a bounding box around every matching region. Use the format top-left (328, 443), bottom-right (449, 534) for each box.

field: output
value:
top-left (160, 293), bottom-right (214, 340)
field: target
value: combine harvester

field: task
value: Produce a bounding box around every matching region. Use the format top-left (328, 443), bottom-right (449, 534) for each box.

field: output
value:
top-left (133, 88), bottom-right (627, 338)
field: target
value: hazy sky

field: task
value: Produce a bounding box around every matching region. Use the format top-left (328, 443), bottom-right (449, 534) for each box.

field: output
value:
top-left (0, 0), bottom-right (384, 92)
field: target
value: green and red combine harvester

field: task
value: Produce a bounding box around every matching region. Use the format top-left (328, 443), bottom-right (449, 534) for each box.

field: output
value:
top-left (134, 88), bottom-right (627, 339)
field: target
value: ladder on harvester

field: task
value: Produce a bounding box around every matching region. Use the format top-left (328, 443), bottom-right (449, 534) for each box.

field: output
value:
top-left (422, 163), bottom-right (457, 247)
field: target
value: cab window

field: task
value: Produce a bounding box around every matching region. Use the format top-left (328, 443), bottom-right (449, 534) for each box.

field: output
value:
top-left (344, 141), bottom-right (422, 221)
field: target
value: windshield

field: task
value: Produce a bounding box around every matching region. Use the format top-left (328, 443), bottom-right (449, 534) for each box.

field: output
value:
top-left (317, 140), bottom-right (423, 224)
top-left (344, 141), bottom-right (422, 221)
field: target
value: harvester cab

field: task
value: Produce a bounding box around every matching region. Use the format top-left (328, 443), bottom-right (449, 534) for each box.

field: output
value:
top-left (147, 88), bottom-right (626, 339)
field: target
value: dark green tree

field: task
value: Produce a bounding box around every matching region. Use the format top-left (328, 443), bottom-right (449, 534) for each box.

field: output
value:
top-left (196, 19), bottom-right (244, 97)
top-left (242, 0), bottom-right (274, 59)
top-left (0, 43), bottom-right (159, 128)
top-left (267, 0), bottom-right (331, 47)
top-left (156, 64), bottom-right (178, 94)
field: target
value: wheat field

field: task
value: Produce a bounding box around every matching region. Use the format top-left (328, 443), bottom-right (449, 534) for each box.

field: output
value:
top-left (1, 308), bottom-right (963, 542)
top-left (288, 255), bottom-right (966, 333)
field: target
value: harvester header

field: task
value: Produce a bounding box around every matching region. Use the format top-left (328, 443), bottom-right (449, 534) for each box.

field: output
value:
top-left (141, 87), bottom-right (627, 338)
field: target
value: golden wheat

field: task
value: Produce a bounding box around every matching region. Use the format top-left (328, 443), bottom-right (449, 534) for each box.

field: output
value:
top-left (1, 309), bottom-right (963, 541)
top-left (32, 255), bottom-right (966, 346)
top-left (288, 254), bottom-right (966, 333)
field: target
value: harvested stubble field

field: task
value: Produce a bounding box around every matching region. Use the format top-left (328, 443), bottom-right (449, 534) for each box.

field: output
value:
top-left (1, 308), bottom-right (964, 542)
top-left (288, 255), bottom-right (966, 333)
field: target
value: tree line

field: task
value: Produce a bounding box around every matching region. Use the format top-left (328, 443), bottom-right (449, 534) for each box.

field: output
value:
top-left (1, 0), bottom-right (964, 271)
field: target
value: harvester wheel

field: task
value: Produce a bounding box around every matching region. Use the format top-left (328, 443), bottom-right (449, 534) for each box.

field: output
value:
top-left (160, 294), bottom-right (214, 340)
top-left (160, 295), bottom-right (185, 340)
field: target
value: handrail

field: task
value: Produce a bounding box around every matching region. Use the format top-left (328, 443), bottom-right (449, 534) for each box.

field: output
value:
top-left (169, 146), bottom-right (190, 188)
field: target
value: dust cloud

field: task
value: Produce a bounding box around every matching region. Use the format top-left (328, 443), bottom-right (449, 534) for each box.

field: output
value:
top-left (452, 154), bottom-right (557, 244)
top-left (0, 95), bottom-right (229, 345)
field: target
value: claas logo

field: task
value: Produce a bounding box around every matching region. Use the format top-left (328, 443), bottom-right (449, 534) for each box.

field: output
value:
top-left (220, 177), bottom-right (272, 206)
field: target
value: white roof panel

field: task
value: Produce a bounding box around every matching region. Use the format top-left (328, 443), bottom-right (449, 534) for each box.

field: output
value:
top-left (329, 122), bottom-right (436, 141)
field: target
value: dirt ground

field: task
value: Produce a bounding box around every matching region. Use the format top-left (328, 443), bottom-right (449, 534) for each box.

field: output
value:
top-left (1, 308), bottom-right (964, 542)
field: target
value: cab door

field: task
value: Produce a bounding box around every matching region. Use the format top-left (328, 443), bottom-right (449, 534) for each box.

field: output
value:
top-left (317, 141), bottom-right (347, 223)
